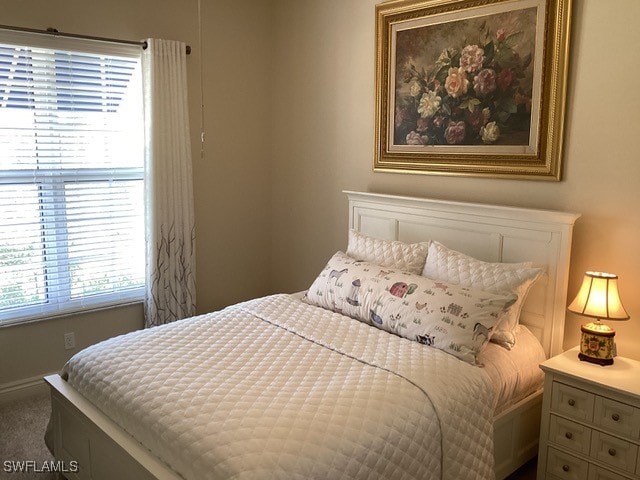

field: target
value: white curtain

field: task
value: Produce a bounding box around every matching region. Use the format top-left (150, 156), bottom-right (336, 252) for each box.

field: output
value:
top-left (142, 39), bottom-right (196, 328)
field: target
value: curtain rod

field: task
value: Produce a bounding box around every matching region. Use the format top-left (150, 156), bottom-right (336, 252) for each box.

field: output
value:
top-left (0, 24), bottom-right (191, 55)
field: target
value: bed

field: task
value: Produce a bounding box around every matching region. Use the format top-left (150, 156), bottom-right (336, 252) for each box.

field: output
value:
top-left (44, 191), bottom-right (580, 480)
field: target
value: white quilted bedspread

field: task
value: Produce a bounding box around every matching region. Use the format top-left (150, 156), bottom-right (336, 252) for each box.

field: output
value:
top-left (62, 294), bottom-right (496, 480)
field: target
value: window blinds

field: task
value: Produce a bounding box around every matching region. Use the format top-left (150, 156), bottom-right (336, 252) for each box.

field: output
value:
top-left (0, 30), bottom-right (144, 324)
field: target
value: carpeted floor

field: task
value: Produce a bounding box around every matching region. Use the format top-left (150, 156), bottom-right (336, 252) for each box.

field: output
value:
top-left (1, 392), bottom-right (537, 479)
top-left (507, 457), bottom-right (537, 480)
top-left (0, 393), bottom-right (56, 480)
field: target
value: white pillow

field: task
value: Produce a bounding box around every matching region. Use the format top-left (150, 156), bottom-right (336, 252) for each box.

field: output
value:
top-left (346, 229), bottom-right (428, 274)
top-left (422, 241), bottom-right (543, 349)
top-left (304, 251), bottom-right (517, 365)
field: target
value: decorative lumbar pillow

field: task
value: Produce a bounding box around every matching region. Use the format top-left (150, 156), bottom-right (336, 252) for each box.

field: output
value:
top-left (422, 241), bottom-right (543, 349)
top-left (346, 229), bottom-right (429, 275)
top-left (304, 251), bottom-right (517, 365)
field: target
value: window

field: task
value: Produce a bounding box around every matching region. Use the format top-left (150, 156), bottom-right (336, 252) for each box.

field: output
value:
top-left (0, 31), bottom-right (144, 325)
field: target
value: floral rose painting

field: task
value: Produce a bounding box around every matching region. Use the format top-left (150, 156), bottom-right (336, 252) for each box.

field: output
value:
top-left (393, 7), bottom-right (537, 147)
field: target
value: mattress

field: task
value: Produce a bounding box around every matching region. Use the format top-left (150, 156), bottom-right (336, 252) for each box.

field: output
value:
top-left (479, 325), bottom-right (546, 415)
top-left (62, 294), bottom-right (500, 480)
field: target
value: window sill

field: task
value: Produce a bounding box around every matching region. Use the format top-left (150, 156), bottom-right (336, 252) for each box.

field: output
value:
top-left (0, 298), bottom-right (144, 329)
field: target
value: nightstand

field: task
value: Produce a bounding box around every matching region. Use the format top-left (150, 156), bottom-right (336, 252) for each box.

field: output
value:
top-left (537, 347), bottom-right (640, 480)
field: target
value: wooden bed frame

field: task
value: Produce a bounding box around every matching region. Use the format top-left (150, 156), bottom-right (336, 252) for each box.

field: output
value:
top-left (45, 191), bottom-right (580, 480)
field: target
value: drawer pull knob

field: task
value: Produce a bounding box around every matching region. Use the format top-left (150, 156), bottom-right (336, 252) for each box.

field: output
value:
top-left (568, 399), bottom-right (576, 407)
top-left (565, 432), bottom-right (573, 440)
top-left (609, 448), bottom-right (617, 456)
top-left (562, 465), bottom-right (570, 472)
top-left (611, 413), bottom-right (620, 422)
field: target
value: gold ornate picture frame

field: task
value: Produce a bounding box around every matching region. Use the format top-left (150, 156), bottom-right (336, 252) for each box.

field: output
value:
top-left (374, 0), bottom-right (572, 180)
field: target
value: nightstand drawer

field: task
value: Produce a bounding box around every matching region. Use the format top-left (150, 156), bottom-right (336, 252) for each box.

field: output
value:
top-left (594, 396), bottom-right (640, 440)
top-left (549, 414), bottom-right (591, 455)
top-left (552, 381), bottom-right (595, 422)
top-left (588, 464), bottom-right (633, 480)
top-left (590, 430), bottom-right (638, 473)
top-left (546, 447), bottom-right (589, 480)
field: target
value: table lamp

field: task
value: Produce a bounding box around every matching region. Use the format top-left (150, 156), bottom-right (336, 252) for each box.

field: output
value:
top-left (568, 271), bottom-right (629, 366)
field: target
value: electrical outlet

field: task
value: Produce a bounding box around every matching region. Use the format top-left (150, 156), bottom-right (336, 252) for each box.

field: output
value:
top-left (64, 332), bottom-right (75, 350)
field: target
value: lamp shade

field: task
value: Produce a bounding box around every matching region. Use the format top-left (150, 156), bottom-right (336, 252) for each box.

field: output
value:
top-left (568, 271), bottom-right (629, 320)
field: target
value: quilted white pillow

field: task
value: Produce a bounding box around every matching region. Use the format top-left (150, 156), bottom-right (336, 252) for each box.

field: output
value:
top-left (304, 251), bottom-right (517, 365)
top-left (422, 241), bottom-right (543, 349)
top-left (346, 229), bottom-right (428, 274)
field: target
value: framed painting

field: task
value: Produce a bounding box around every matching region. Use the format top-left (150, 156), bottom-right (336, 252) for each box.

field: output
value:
top-left (374, 0), bottom-right (572, 180)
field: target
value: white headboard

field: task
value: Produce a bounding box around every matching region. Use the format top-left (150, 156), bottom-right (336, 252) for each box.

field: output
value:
top-left (345, 191), bottom-right (580, 358)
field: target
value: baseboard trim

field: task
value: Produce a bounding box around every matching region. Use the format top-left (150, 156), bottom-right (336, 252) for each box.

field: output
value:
top-left (0, 372), bottom-right (57, 405)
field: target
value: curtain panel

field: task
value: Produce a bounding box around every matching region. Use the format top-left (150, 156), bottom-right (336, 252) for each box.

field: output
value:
top-left (142, 39), bottom-right (196, 328)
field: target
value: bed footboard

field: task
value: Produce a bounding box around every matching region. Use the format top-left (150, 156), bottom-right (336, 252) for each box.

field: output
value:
top-left (45, 374), bottom-right (180, 480)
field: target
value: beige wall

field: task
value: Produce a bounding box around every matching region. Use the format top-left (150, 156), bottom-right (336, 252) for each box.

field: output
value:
top-left (269, 0), bottom-right (640, 360)
top-left (196, 0), bottom-right (273, 314)
top-left (2, 0), bottom-right (640, 390)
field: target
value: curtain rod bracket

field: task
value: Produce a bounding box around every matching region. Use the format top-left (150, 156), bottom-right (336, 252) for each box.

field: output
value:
top-left (142, 40), bottom-right (191, 55)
